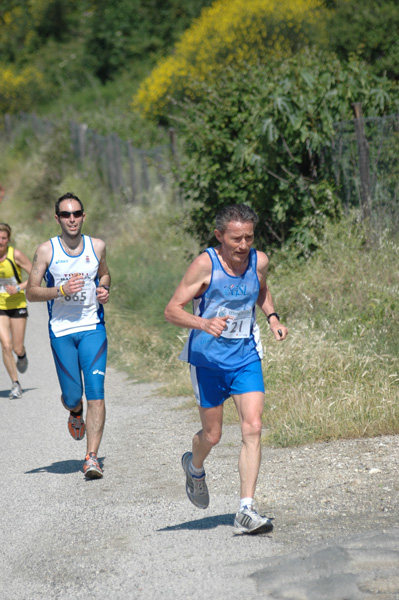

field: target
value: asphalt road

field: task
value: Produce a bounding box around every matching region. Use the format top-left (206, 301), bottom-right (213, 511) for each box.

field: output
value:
top-left (1, 302), bottom-right (399, 599)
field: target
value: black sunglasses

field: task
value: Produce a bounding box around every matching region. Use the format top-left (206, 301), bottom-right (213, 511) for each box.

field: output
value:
top-left (57, 210), bottom-right (84, 219)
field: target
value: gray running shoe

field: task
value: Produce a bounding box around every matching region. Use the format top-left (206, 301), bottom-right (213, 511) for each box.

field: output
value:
top-left (9, 381), bottom-right (22, 399)
top-left (16, 354), bottom-right (28, 373)
top-left (181, 451), bottom-right (209, 509)
top-left (83, 453), bottom-right (103, 479)
top-left (234, 505), bottom-right (273, 534)
top-left (68, 412), bottom-right (85, 441)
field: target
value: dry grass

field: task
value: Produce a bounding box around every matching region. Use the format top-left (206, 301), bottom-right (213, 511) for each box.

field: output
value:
top-left (4, 151), bottom-right (399, 448)
top-left (103, 214), bottom-right (399, 447)
top-left (259, 323), bottom-right (399, 446)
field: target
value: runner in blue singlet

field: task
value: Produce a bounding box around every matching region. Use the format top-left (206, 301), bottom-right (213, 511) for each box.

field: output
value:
top-left (165, 204), bottom-right (288, 534)
top-left (27, 193), bottom-right (111, 480)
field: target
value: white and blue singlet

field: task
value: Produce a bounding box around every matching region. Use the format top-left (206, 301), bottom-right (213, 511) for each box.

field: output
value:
top-left (45, 235), bottom-right (107, 407)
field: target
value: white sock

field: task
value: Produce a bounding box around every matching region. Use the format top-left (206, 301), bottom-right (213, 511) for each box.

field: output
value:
top-left (240, 497), bottom-right (254, 510)
top-left (189, 461), bottom-right (205, 477)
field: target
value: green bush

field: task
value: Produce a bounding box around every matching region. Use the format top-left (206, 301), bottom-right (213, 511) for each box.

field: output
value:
top-left (325, 0), bottom-right (399, 80)
top-left (0, 0), bottom-right (85, 64)
top-left (86, 0), bottom-right (213, 83)
top-left (173, 51), bottom-right (399, 255)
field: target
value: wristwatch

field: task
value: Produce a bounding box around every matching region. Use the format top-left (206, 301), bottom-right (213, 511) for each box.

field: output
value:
top-left (266, 312), bottom-right (280, 323)
top-left (16, 285), bottom-right (21, 293)
top-left (101, 285), bottom-right (110, 292)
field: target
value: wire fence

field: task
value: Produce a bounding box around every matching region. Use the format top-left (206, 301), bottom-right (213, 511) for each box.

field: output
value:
top-left (2, 109), bottom-right (399, 229)
top-left (2, 112), bottom-right (180, 203)
top-left (330, 108), bottom-right (399, 233)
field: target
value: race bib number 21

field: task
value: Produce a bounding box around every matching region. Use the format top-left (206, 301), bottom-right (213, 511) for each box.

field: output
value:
top-left (217, 307), bottom-right (252, 339)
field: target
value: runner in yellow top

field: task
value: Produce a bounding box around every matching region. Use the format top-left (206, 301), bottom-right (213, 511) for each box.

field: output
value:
top-left (0, 223), bottom-right (32, 398)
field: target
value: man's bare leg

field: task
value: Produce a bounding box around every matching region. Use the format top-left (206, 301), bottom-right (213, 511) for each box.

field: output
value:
top-left (82, 399), bottom-right (106, 479)
top-left (233, 391), bottom-right (264, 499)
top-left (232, 391), bottom-right (273, 533)
top-left (86, 399), bottom-right (106, 456)
top-left (182, 404), bottom-right (224, 509)
top-left (191, 404), bottom-right (224, 469)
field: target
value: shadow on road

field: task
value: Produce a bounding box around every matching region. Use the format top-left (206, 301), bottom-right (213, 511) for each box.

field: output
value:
top-left (24, 457), bottom-right (105, 475)
top-left (158, 513), bottom-right (235, 531)
top-left (0, 387), bottom-right (37, 398)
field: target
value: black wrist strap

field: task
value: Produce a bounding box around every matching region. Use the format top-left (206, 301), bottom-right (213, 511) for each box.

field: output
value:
top-left (267, 312), bottom-right (280, 323)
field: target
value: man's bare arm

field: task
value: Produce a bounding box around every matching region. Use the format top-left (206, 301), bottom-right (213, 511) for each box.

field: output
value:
top-left (256, 251), bottom-right (288, 340)
top-left (164, 253), bottom-right (230, 338)
top-left (26, 242), bottom-right (57, 302)
top-left (93, 239), bottom-right (111, 304)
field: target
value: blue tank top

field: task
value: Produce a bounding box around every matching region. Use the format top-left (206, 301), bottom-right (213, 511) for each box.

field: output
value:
top-left (179, 247), bottom-right (263, 370)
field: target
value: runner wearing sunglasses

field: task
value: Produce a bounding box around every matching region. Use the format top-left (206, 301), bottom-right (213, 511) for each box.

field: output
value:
top-left (26, 193), bottom-right (111, 479)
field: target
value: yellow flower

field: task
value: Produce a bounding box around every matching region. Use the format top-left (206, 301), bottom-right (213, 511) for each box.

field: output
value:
top-left (133, 0), bottom-right (324, 118)
top-left (0, 65), bottom-right (46, 113)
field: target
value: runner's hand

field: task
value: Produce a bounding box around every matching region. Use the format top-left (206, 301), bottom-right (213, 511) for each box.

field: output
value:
top-left (270, 323), bottom-right (288, 341)
top-left (5, 284), bottom-right (19, 295)
top-left (63, 274), bottom-right (85, 295)
top-left (96, 286), bottom-right (110, 304)
top-left (202, 315), bottom-right (231, 338)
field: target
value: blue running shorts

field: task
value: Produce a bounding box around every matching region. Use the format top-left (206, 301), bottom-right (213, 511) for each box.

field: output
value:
top-left (50, 328), bottom-right (107, 409)
top-left (190, 360), bottom-right (265, 408)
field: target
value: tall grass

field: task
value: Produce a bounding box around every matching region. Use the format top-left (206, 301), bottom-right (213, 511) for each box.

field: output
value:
top-left (257, 323), bottom-right (399, 446)
top-left (253, 217), bottom-right (399, 446)
top-left (2, 138), bottom-right (399, 447)
top-left (107, 209), bottom-right (399, 448)
top-left (98, 195), bottom-right (199, 391)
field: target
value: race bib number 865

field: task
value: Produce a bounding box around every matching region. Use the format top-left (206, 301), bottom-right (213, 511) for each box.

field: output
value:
top-left (61, 281), bottom-right (96, 306)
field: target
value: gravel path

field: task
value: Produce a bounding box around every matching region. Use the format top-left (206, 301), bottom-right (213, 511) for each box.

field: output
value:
top-left (1, 302), bottom-right (399, 599)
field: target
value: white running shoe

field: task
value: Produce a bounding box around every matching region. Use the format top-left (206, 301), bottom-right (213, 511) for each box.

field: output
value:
top-left (181, 451), bottom-right (209, 509)
top-left (9, 382), bottom-right (22, 399)
top-left (234, 505), bottom-right (273, 534)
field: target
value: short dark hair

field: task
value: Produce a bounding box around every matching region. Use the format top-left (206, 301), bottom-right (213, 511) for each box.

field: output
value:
top-left (55, 193), bottom-right (84, 215)
top-left (215, 204), bottom-right (259, 233)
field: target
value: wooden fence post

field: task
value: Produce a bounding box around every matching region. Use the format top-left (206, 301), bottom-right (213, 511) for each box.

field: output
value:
top-left (3, 111), bottom-right (175, 204)
top-left (155, 148), bottom-right (167, 189)
top-left (127, 142), bottom-right (138, 203)
top-left (4, 114), bottom-right (12, 142)
top-left (106, 134), bottom-right (118, 194)
top-left (111, 133), bottom-right (123, 191)
top-left (139, 151), bottom-right (150, 193)
top-left (169, 127), bottom-right (181, 202)
top-left (78, 123), bottom-right (88, 161)
top-left (352, 102), bottom-right (371, 222)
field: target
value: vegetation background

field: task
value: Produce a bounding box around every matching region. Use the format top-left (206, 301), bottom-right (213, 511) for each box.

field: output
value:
top-left (1, 0), bottom-right (399, 447)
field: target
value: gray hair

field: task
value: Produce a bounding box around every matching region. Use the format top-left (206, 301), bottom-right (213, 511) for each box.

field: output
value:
top-left (215, 204), bottom-right (259, 232)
